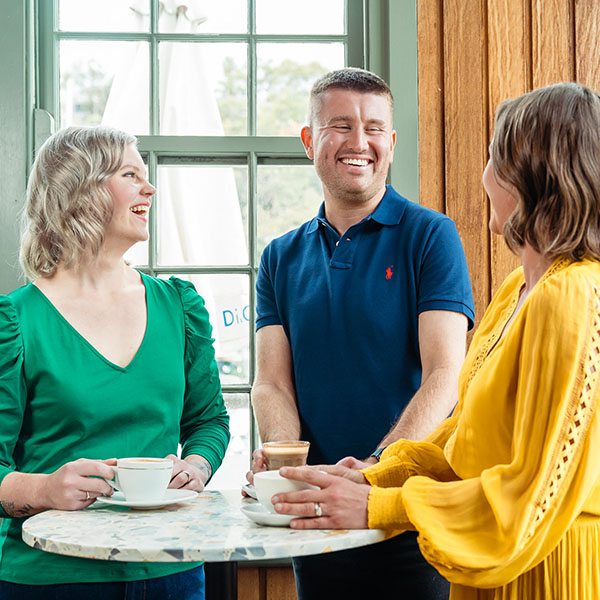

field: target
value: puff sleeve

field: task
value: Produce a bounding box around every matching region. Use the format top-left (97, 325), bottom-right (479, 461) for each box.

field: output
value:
top-left (377, 273), bottom-right (600, 587)
top-left (170, 278), bottom-right (230, 477)
top-left (0, 296), bottom-right (26, 516)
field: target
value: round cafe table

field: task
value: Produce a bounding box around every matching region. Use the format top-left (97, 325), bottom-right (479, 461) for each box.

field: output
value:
top-left (22, 489), bottom-right (387, 600)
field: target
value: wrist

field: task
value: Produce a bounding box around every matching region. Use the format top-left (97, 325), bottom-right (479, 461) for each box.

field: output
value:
top-left (33, 473), bottom-right (52, 510)
top-left (185, 455), bottom-right (212, 484)
top-left (369, 447), bottom-right (386, 462)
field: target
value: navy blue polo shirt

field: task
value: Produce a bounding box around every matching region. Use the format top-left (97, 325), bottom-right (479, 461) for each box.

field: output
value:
top-left (256, 185), bottom-right (475, 465)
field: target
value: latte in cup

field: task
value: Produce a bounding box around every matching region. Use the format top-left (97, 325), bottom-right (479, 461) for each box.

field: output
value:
top-left (263, 441), bottom-right (310, 470)
top-left (108, 457), bottom-right (173, 502)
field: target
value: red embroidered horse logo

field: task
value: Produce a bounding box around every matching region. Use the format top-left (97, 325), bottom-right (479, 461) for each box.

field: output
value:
top-left (385, 265), bottom-right (394, 280)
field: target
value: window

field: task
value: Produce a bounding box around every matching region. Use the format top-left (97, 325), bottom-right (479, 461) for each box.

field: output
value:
top-left (36, 0), bottom-right (366, 488)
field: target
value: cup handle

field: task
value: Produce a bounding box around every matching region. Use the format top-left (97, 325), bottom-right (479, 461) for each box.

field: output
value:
top-left (106, 465), bottom-right (120, 492)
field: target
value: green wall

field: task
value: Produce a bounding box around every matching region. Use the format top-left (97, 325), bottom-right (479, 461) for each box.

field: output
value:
top-left (0, 0), bottom-right (31, 293)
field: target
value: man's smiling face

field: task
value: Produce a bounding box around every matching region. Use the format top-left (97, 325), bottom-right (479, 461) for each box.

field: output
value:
top-left (302, 88), bottom-right (396, 205)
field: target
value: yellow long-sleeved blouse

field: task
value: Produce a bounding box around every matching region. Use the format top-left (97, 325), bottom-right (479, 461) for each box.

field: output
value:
top-left (363, 257), bottom-right (600, 593)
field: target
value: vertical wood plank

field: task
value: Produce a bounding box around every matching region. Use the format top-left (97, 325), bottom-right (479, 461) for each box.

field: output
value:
top-left (487, 0), bottom-right (528, 293)
top-left (238, 567), bottom-right (264, 600)
top-left (417, 0), bottom-right (445, 213)
top-left (443, 0), bottom-right (490, 325)
top-left (531, 0), bottom-right (574, 86)
top-left (266, 567), bottom-right (297, 600)
top-left (575, 0), bottom-right (600, 90)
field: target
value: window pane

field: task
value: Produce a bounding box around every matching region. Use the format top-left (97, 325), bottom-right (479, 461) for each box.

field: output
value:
top-left (59, 0), bottom-right (149, 32)
top-left (156, 165), bottom-right (248, 265)
top-left (258, 165), bottom-right (323, 256)
top-left (159, 0), bottom-right (247, 34)
top-left (256, 0), bottom-right (345, 34)
top-left (159, 43), bottom-right (247, 136)
top-left (60, 40), bottom-right (149, 132)
top-left (257, 43), bottom-right (345, 136)
top-left (125, 240), bottom-right (149, 267)
top-left (205, 393), bottom-right (250, 490)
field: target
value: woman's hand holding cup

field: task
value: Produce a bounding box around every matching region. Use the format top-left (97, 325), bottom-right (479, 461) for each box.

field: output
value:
top-left (41, 458), bottom-right (116, 511)
top-left (165, 453), bottom-right (211, 492)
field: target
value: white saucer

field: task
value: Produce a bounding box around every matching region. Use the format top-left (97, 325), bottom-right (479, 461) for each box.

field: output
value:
top-left (241, 483), bottom-right (257, 499)
top-left (96, 489), bottom-right (198, 510)
top-left (240, 503), bottom-right (294, 527)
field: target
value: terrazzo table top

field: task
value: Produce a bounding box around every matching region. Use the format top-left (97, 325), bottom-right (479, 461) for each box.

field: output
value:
top-left (22, 490), bottom-right (387, 563)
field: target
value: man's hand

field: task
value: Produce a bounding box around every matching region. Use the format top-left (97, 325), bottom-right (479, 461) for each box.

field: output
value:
top-left (243, 449), bottom-right (269, 496)
top-left (313, 464), bottom-right (368, 485)
top-left (336, 455), bottom-right (377, 470)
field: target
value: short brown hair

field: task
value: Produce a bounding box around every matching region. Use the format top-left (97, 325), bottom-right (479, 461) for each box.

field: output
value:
top-left (20, 126), bottom-right (136, 279)
top-left (308, 67), bottom-right (393, 126)
top-left (491, 82), bottom-right (600, 260)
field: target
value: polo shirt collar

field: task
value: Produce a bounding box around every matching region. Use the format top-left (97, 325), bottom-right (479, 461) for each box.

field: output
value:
top-left (307, 185), bottom-right (407, 234)
top-left (369, 185), bottom-right (407, 225)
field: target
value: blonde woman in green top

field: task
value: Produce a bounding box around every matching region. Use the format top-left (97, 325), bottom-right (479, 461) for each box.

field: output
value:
top-left (0, 127), bottom-right (230, 599)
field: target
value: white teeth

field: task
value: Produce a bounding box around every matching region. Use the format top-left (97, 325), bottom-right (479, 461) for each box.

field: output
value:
top-left (130, 206), bottom-right (147, 213)
top-left (341, 158), bottom-right (370, 166)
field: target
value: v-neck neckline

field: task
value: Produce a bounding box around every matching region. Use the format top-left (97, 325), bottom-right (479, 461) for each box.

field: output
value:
top-left (30, 272), bottom-right (150, 372)
top-left (465, 256), bottom-right (571, 388)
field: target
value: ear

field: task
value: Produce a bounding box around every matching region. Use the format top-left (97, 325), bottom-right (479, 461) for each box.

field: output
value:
top-left (301, 126), bottom-right (314, 160)
top-left (389, 129), bottom-right (397, 163)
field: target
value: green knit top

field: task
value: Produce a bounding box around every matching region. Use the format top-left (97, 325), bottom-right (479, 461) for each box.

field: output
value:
top-left (0, 273), bottom-right (230, 584)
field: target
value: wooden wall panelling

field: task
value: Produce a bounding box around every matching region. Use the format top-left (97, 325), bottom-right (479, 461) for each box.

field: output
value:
top-left (443, 0), bottom-right (490, 324)
top-left (265, 567), bottom-right (297, 600)
top-left (417, 0), bottom-right (445, 213)
top-left (487, 0), bottom-right (529, 294)
top-left (237, 566), bottom-right (296, 600)
top-left (575, 0), bottom-right (600, 90)
top-left (531, 0), bottom-right (574, 86)
top-left (238, 566), bottom-right (264, 600)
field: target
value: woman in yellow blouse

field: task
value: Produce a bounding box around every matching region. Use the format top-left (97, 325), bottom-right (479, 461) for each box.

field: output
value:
top-left (272, 82), bottom-right (600, 599)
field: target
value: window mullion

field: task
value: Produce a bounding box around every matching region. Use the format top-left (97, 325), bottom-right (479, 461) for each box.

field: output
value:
top-left (346, 0), bottom-right (366, 68)
top-left (149, 0), bottom-right (159, 136)
top-left (248, 0), bottom-right (257, 137)
top-left (148, 150), bottom-right (158, 273)
top-left (36, 0), bottom-right (58, 121)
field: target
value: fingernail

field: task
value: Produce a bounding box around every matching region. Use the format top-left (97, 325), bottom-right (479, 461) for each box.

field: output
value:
top-left (279, 467), bottom-right (287, 475)
top-left (272, 497), bottom-right (280, 504)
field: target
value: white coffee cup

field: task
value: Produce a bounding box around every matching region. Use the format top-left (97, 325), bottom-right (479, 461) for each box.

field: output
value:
top-left (108, 457), bottom-right (173, 502)
top-left (253, 470), bottom-right (318, 515)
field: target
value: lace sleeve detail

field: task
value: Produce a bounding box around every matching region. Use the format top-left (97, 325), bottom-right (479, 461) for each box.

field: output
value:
top-left (523, 285), bottom-right (600, 543)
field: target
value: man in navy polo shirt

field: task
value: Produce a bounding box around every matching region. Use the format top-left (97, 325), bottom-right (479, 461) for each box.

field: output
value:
top-left (250, 68), bottom-right (474, 599)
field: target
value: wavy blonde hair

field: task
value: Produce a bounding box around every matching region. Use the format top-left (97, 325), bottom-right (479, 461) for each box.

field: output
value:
top-left (20, 126), bottom-right (136, 279)
top-left (491, 82), bottom-right (600, 260)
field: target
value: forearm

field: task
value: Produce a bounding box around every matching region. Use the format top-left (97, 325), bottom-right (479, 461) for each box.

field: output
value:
top-left (0, 472), bottom-right (48, 518)
top-left (380, 366), bottom-right (458, 446)
top-left (251, 382), bottom-right (301, 441)
top-left (181, 409), bottom-right (230, 475)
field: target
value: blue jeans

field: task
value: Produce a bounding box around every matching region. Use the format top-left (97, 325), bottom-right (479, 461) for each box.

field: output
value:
top-left (293, 531), bottom-right (450, 600)
top-left (0, 565), bottom-right (205, 600)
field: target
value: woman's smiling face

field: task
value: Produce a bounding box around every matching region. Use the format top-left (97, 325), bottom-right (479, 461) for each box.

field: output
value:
top-left (104, 144), bottom-right (156, 248)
